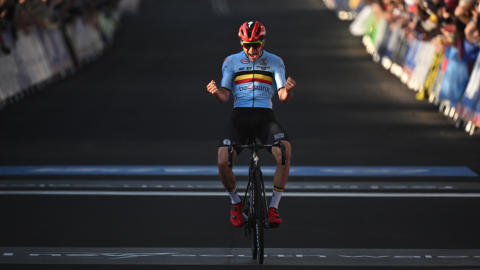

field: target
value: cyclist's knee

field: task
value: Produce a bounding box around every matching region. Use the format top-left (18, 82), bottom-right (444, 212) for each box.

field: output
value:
top-left (275, 152), bottom-right (291, 165)
top-left (272, 141), bottom-right (291, 165)
top-left (285, 151), bottom-right (292, 163)
top-left (218, 147), bottom-right (235, 171)
top-left (218, 159), bottom-right (231, 171)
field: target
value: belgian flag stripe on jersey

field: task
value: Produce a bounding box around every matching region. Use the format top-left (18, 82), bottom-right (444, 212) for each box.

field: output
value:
top-left (235, 74), bottom-right (272, 81)
top-left (235, 70), bottom-right (273, 77)
top-left (234, 70), bottom-right (273, 85)
top-left (235, 78), bottom-right (253, 85)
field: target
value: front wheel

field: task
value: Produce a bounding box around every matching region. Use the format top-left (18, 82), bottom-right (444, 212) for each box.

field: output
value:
top-left (254, 168), bottom-right (265, 264)
top-left (247, 180), bottom-right (257, 260)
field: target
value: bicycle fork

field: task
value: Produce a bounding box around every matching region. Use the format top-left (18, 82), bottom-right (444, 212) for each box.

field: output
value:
top-left (243, 173), bottom-right (255, 237)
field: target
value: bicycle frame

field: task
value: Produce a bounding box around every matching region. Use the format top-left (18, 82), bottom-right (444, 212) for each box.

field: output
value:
top-left (227, 139), bottom-right (286, 264)
top-left (242, 146), bottom-right (269, 228)
top-left (228, 139), bottom-right (286, 227)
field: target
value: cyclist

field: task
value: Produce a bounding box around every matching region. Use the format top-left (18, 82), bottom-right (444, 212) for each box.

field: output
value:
top-left (206, 21), bottom-right (296, 228)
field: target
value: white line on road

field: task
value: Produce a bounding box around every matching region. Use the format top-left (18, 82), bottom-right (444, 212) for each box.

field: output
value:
top-left (2, 180), bottom-right (476, 191)
top-left (1, 190), bottom-right (480, 197)
top-left (2, 247), bottom-right (480, 266)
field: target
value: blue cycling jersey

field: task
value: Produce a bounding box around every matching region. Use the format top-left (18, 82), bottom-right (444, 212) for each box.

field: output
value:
top-left (220, 50), bottom-right (287, 108)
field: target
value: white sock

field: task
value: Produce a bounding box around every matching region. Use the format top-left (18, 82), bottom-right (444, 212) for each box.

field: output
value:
top-left (269, 186), bottom-right (284, 209)
top-left (227, 186), bottom-right (241, 204)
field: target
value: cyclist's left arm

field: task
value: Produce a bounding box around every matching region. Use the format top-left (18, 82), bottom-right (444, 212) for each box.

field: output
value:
top-left (275, 57), bottom-right (296, 103)
top-left (278, 77), bottom-right (296, 103)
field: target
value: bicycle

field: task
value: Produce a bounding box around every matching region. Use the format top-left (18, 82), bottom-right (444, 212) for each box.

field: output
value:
top-left (228, 139), bottom-right (287, 264)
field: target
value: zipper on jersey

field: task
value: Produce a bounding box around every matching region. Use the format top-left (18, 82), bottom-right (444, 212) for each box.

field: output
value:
top-left (252, 62), bottom-right (255, 107)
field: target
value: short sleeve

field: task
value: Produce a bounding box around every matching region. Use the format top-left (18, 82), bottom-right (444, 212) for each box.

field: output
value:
top-left (274, 57), bottom-right (287, 90)
top-left (463, 39), bottom-right (480, 63)
top-left (220, 56), bottom-right (234, 91)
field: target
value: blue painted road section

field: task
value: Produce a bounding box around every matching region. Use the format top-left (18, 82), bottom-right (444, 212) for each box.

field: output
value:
top-left (0, 166), bottom-right (476, 176)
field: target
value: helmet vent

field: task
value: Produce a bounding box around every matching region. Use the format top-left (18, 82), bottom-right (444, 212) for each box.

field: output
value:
top-left (238, 21), bottom-right (266, 42)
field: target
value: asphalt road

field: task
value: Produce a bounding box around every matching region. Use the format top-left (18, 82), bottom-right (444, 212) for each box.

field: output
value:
top-left (1, 0), bottom-right (480, 269)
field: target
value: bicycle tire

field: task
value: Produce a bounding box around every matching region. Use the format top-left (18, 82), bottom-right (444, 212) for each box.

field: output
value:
top-left (248, 178), bottom-right (258, 259)
top-left (254, 168), bottom-right (265, 264)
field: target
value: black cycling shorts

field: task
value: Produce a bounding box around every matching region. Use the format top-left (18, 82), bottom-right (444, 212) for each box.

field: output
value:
top-left (218, 107), bottom-right (290, 155)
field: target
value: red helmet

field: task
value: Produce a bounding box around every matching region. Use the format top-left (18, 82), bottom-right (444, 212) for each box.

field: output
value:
top-left (238, 21), bottom-right (266, 43)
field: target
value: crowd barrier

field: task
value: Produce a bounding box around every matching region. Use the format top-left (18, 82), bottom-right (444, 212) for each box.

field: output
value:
top-left (0, 0), bottom-right (141, 110)
top-left (326, 0), bottom-right (480, 136)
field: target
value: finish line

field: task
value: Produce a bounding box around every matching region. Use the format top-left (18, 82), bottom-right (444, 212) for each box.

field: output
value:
top-left (0, 166), bottom-right (476, 176)
top-left (1, 247), bottom-right (480, 266)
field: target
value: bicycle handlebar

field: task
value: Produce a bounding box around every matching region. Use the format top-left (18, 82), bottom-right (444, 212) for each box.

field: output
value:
top-left (228, 140), bottom-right (287, 167)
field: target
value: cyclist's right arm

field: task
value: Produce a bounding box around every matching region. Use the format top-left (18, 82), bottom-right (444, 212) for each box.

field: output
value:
top-left (207, 80), bottom-right (230, 103)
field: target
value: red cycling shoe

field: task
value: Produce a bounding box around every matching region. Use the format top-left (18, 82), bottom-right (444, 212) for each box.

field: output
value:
top-left (231, 203), bottom-right (244, 227)
top-left (268, 207), bottom-right (282, 228)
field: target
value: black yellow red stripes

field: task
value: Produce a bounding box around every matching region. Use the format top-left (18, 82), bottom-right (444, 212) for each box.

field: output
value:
top-left (273, 186), bottom-right (284, 192)
top-left (234, 70), bottom-right (273, 85)
top-left (226, 185), bottom-right (236, 192)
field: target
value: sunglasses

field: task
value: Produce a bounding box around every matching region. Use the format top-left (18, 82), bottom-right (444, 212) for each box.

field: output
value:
top-left (242, 42), bottom-right (263, 49)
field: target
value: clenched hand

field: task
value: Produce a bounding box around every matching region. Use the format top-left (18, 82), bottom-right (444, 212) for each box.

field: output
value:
top-left (285, 77), bottom-right (296, 93)
top-left (207, 80), bottom-right (219, 95)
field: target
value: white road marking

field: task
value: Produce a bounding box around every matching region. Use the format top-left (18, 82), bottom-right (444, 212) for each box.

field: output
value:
top-left (2, 247), bottom-right (480, 266)
top-left (1, 190), bottom-right (480, 197)
top-left (1, 180), bottom-right (479, 191)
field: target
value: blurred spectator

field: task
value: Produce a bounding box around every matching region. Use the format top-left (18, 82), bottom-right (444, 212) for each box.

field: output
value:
top-left (0, 0), bottom-right (121, 58)
top-left (464, 0), bottom-right (480, 44)
top-left (0, 0), bottom-right (18, 54)
top-left (356, 0), bottom-right (480, 50)
top-left (0, 0), bottom-right (133, 111)
top-left (454, 0), bottom-right (475, 25)
top-left (0, 0), bottom-right (120, 36)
